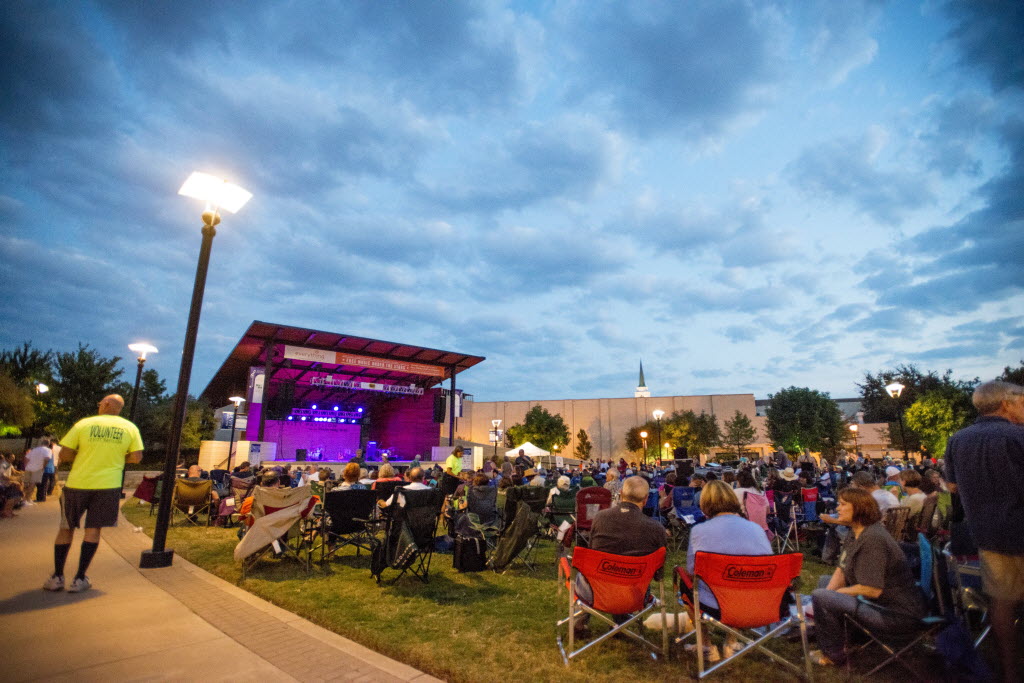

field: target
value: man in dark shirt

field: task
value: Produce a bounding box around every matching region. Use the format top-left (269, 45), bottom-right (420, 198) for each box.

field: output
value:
top-left (589, 476), bottom-right (668, 556)
top-left (574, 476), bottom-right (667, 636)
top-left (945, 380), bottom-right (1024, 683)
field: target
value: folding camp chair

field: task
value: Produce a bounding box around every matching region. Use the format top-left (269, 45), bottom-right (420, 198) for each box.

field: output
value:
top-left (132, 474), bottom-right (159, 505)
top-left (800, 487), bottom-right (819, 523)
top-left (742, 492), bottom-right (774, 543)
top-left (941, 548), bottom-right (991, 648)
top-left (843, 533), bottom-right (949, 679)
top-left (225, 476), bottom-right (255, 526)
top-left (171, 478), bottom-right (215, 526)
top-left (675, 551), bottom-right (811, 680)
top-left (236, 485), bottom-right (315, 578)
top-left (456, 485), bottom-right (503, 552)
top-left (771, 492), bottom-right (799, 553)
top-left (546, 487), bottom-right (578, 536)
top-left (371, 486), bottom-right (444, 585)
top-left (914, 493), bottom-right (940, 540)
top-left (490, 486), bottom-right (550, 573)
top-left (643, 489), bottom-right (664, 523)
top-left (556, 547), bottom-right (668, 665)
top-left (574, 486), bottom-right (612, 548)
top-left (882, 505), bottom-right (912, 542)
top-left (670, 486), bottom-right (705, 551)
top-left (320, 488), bottom-right (378, 565)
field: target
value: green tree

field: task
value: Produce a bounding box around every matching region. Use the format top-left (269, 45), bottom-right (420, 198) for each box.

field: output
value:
top-left (150, 395), bottom-right (216, 453)
top-left (0, 371), bottom-right (35, 435)
top-left (49, 344), bottom-right (124, 435)
top-left (904, 388), bottom-right (976, 458)
top-left (857, 364), bottom-right (977, 454)
top-left (504, 405), bottom-right (570, 452)
top-left (662, 410), bottom-right (720, 459)
top-left (113, 368), bottom-right (168, 449)
top-left (0, 342), bottom-right (54, 386)
top-left (574, 428), bottom-right (593, 461)
top-left (0, 342), bottom-right (56, 440)
top-left (766, 386), bottom-right (848, 457)
top-left (722, 410), bottom-right (757, 458)
top-left (999, 360), bottom-right (1024, 385)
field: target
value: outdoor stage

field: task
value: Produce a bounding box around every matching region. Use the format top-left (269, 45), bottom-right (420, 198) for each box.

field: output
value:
top-left (200, 321), bottom-right (485, 469)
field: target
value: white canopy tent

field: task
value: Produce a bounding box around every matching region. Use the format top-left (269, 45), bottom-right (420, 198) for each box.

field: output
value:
top-left (505, 442), bottom-right (550, 458)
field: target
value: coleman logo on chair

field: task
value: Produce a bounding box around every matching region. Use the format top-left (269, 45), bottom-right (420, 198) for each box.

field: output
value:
top-left (597, 559), bottom-right (643, 578)
top-left (723, 564), bottom-right (776, 582)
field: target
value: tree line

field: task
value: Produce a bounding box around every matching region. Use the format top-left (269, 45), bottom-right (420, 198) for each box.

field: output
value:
top-left (498, 361), bottom-right (1024, 462)
top-left (0, 341), bottom-right (215, 462)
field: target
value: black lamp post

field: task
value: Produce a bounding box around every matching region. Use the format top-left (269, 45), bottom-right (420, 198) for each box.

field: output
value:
top-left (127, 343), bottom-right (158, 423)
top-left (849, 423), bottom-right (859, 453)
top-left (885, 382), bottom-right (909, 460)
top-left (225, 396), bottom-right (245, 473)
top-left (490, 419), bottom-right (502, 462)
top-left (140, 172), bottom-right (251, 570)
top-left (652, 409), bottom-right (665, 464)
top-left (640, 430), bottom-right (648, 465)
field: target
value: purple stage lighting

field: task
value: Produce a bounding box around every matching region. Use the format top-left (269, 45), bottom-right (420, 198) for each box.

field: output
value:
top-left (357, 407), bottom-right (364, 413)
top-left (333, 406), bottom-right (339, 411)
top-left (311, 404), bottom-right (317, 410)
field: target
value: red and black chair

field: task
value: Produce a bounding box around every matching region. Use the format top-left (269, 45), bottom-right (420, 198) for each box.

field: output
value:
top-left (557, 546), bottom-right (668, 665)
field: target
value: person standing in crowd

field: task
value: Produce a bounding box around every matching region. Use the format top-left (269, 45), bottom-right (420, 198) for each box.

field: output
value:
top-left (24, 440), bottom-right (53, 503)
top-left (445, 447), bottom-right (464, 477)
top-left (945, 380), bottom-right (1024, 683)
top-left (514, 448), bottom-right (534, 472)
top-left (43, 395), bottom-right (143, 593)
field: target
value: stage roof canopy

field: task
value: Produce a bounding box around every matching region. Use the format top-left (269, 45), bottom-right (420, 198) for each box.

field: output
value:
top-left (200, 320), bottom-right (485, 407)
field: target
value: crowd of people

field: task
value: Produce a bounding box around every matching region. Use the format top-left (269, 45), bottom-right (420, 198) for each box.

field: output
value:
top-left (9, 379), bottom-right (1021, 680)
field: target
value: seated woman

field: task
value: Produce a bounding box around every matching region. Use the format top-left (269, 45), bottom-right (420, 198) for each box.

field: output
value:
top-left (604, 468), bottom-right (622, 501)
top-left (731, 469), bottom-right (762, 516)
top-left (810, 487), bottom-right (925, 666)
top-left (371, 463), bottom-right (403, 489)
top-left (684, 480), bottom-right (773, 659)
top-left (336, 462), bottom-right (367, 491)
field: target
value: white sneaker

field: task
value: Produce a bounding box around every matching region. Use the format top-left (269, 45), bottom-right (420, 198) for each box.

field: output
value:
top-left (67, 576), bottom-right (91, 593)
top-left (42, 575), bottom-right (64, 591)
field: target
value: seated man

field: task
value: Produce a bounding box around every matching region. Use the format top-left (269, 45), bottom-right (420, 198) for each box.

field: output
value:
top-left (185, 465), bottom-right (220, 503)
top-left (852, 470), bottom-right (899, 513)
top-left (897, 469), bottom-right (927, 516)
top-left (575, 476), bottom-right (668, 636)
top-left (381, 467), bottom-right (430, 507)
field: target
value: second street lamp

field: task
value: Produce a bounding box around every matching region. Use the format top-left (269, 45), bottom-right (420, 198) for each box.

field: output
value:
top-left (226, 396), bottom-right (245, 474)
top-left (127, 343), bottom-right (158, 423)
top-left (885, 382), bottom-right (909, 460)
top-left (652, 409), bottom-right (665, 464)
top-left (491, 419), bottom-right (502, 462)
top-left (141, 172), bottom-right (251, 570)
top-left (849, 423), bottom-right (859, 453)
top-left (640, 430), bottom-right (648, 464)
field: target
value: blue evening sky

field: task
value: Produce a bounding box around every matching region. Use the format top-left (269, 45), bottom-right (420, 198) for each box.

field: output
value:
top-left (1, 1), bottom-right (1021, 402)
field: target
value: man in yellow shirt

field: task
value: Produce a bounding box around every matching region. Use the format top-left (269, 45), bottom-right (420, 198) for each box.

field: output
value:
top-left (44, 395), bottom-right (143, 593)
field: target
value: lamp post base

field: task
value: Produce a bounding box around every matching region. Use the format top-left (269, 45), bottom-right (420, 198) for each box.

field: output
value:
top-left (139, 549), bottom-right (175, 568)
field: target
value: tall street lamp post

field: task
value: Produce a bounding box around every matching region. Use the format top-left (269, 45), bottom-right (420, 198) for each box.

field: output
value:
top-left (226, 396), bottom-right (245, 474)
top-left (127, 343), bottom-right (158, 423)
top-left (141, 172), bottom-right (251, 570)
top-left (849, 423), bottom-right (859, 453)
top-left (639, 431), bottom-right (648, 465)
top-left (490, 419), bottom-right (502, 462)
top-left (885, 382), bottom-right (909, 460)
top-left (652, 409), bottom-right (665, 464)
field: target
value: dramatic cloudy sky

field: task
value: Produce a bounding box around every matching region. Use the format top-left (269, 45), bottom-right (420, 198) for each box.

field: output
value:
top-left (2, 1), bottom-right (1022, 403)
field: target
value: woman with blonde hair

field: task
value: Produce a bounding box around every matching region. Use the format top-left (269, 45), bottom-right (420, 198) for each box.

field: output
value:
top-left (372, 462), bottom-right (402, 489)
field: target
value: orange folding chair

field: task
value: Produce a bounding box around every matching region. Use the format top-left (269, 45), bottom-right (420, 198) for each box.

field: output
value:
top-left (573, 486), bottom-right (612, 547)
top-left (556, 546), bottom-right (668, 665)
top-left (677, 551), bottom-right (812, 680)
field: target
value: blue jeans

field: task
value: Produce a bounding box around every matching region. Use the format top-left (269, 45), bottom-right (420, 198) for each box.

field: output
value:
top-left (811, 577), bottom-right (916, 662)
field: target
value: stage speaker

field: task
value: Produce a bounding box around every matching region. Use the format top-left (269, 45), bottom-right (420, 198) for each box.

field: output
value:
top-left (432, 394), bottom-right (446, 423)
top-left (673, 446), bottom-right (689, 459)
top-left (295, 448), bottom-right (307, 461)
top-left (674, 459), bottom-right (694, 478)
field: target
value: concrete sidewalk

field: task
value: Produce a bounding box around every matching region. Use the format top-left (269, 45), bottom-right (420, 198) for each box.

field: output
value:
top-left (0, 497), bottom-right (442, 683)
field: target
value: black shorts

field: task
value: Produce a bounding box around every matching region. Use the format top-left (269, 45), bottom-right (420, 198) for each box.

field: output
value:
top-left (60, 487), bottom-right (121, 529)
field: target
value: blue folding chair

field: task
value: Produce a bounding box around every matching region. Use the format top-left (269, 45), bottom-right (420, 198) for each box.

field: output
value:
top-left (670, 486), bottom-right (705, 550)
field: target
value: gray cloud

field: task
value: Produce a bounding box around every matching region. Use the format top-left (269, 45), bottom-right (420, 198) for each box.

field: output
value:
top-left (943, 0), bottom-right (1024, 92)
top-left (785, 129), bottom-right (934, 224)
top-left (564, 0), bottom-right (782, 138)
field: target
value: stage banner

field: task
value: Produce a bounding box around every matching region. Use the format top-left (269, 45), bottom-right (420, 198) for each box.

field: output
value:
top-left (283, 345), bottom-right (445, 378)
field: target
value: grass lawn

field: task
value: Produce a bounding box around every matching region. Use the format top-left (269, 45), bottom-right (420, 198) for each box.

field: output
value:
top-left (122, 501), bottom-right (947, 682)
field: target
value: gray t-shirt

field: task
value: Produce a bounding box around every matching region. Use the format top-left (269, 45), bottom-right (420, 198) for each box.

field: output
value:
top-left (840, 523), bottom-right (924, 617)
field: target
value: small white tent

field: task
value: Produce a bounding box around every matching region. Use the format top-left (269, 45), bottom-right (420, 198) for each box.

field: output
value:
top-left (505, 442), bottom-right (549, 458)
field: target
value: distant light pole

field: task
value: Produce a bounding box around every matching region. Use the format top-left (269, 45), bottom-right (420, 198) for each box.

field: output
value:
top-left (652, 409), bottom-right (665, 464)
top-left (885, 382), bottom-right (909, 460)
top-left (490, 419), bottom-right (502, 461)
top-left (849, 423), bottom-right (859, 453)
top-left (639, 430), bottom-right (648, 465)
top-left (127, 343), bottom-right (158, 423)
top-left (141, 172), bottom-right (251, 570)
top-left (225, 396), bottom-right (245, 473)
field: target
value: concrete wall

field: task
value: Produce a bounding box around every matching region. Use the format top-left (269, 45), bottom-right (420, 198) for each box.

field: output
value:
top-left (443, 393), bottom-right (775, 462)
